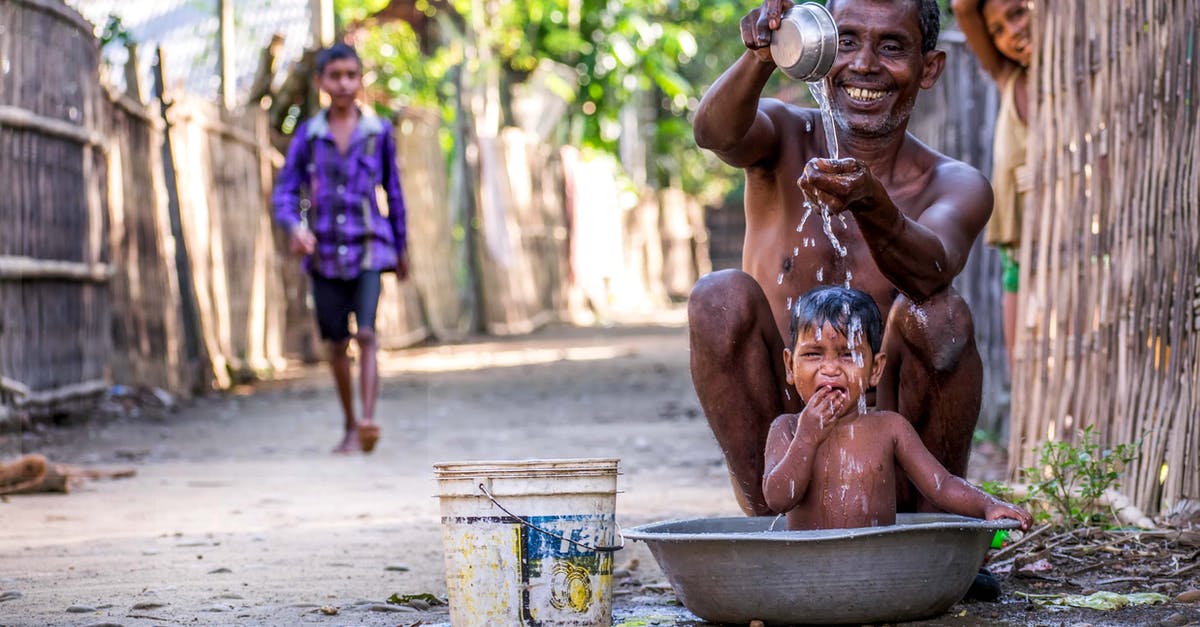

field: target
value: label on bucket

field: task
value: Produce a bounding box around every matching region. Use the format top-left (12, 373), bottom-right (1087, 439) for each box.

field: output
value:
top-left (442, 512), bottom-right (613, 626)
top-left (519, 514), bottom-right (613, 626)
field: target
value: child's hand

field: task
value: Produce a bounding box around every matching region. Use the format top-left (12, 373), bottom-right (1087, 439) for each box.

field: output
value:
top-left (795, 386), bottom-right (847, 445)
top-left (985, 502), bottom-right (1033, 531)
top-left (290, 227), bottom-right (316, 256)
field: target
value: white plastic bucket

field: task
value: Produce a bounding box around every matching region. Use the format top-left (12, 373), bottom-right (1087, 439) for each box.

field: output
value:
top-left (434, 458), bottom-right (620, 627)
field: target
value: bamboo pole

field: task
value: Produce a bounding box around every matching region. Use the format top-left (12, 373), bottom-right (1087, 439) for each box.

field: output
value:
top-left (0, 256), bottom-right (113, 281)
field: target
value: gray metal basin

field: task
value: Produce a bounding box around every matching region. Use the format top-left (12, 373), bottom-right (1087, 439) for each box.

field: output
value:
top-left (622, 513), bottom-right (1018, 625)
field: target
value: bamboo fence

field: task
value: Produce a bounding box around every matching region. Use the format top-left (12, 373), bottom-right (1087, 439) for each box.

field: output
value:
top-left (103, 88), bottom-right (190, 394)
top-left (0, 0), bottom-right (110, 414)
top-left (1011, 0), bottom-right (1199, 514)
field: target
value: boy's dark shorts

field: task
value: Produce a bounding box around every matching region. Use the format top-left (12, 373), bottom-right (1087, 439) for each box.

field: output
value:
top-left (309, 270), bottom-right (382, 342)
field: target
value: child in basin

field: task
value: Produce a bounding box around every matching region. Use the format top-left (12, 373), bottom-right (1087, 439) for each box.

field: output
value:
top-left (762, 286), bottom-right (1032, 532)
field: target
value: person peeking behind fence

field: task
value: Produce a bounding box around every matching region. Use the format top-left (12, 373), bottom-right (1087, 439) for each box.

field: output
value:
top-left (762, 285), bottom-right (1032, 534)
top-left (272, 41), bottom-right (408, 455)
top-left (952, 0), bottom-right (1034, 373)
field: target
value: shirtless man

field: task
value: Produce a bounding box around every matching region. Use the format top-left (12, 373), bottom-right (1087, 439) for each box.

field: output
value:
top-left (690, 0), bottom-right (994, 516)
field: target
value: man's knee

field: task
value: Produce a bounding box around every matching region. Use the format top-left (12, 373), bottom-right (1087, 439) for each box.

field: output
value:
top-left (688, 270), bottom-right (763, 347)
top-left (890, 289), bottom-right (976, 374)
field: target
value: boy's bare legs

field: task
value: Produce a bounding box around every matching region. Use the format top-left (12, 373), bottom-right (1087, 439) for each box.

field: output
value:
top-left (357, 328), bottom-right (378, 424)
top-left (876, 289), bottom-right (982, 512)
top-left (329, 338), bottom-right (358, 453)
top-left (355, 328), bottom-right (381, 452)
top-left (688, 270), bottom-right (801, 516)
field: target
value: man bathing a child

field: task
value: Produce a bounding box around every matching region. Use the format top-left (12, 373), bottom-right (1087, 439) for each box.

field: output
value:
top-left (689, 0), bottom-right (1030, 534)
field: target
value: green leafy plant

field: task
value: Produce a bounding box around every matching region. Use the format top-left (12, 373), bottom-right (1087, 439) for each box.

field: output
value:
top-left (978, 479), bottom-right (1015, 504)
top-left (1019, 425), bottom-right (1140, 528)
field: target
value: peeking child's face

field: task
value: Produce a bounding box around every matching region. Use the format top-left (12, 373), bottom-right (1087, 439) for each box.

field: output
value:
top-left (317, 57), bottom-right (363, 108)
top-left (982, 0), bottom-right (1032, 68)
top-left (784, 321), bottom-right (886, 416)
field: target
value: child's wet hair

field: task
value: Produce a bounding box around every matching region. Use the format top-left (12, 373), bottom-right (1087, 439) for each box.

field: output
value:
top-left (315, 42), bottom-right (361, 75)
top-left (789, 285), bottom-right (884, 353)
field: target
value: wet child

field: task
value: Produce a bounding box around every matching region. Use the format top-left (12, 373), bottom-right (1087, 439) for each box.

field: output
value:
top-left (952, 0), bottom-right (1034, 370)
top-left (273, 43), bottom-right (408, 454)
top-left (762, 286), bottom-right (1032, 532)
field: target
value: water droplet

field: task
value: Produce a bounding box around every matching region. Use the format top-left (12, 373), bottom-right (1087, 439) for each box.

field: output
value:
top-left (793, 247), bottom-right (799, 256)
top-left (805, 120), bottom-right (813, 133)
top-left (816, 267), bottom-right (824, 282)
top-left (777, 272), bottom-right (785, 285)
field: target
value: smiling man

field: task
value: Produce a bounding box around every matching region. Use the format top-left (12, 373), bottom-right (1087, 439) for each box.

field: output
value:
top-left (689, 0), bottom-right (993, 518)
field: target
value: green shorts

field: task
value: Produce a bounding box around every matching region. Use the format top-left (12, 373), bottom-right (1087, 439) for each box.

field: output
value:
top-left (998, 247), bottom-right (1019, 293)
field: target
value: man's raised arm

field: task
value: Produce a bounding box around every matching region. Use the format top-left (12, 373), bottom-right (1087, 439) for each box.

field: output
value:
top-left (693, 1), bottom-right (795, 167)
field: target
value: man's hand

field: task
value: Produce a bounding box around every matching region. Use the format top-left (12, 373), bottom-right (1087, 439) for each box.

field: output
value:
top-left (395, 251), bottom-right (410, 281)
top-left (741, 0), bottom-right (796, 62)
top-left (797, 157), bottom-right (891, 217)
top-left (289, 227), bottom-right (316, 256)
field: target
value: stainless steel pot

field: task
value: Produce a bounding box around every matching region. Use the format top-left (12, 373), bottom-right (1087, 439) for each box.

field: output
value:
top-left (770, 2), bottom-right (839, 81)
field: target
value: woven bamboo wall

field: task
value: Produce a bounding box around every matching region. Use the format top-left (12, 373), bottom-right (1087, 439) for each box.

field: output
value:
top-left (0, 0), bottom-right (110, 415)
top-left (391, 107), bottom-right (470, 342)
top-left (103, 90), bottom-right (190, 393)
top-left (473, 128), bottom-right (569, 335)
top-left (166, 98), bottom-right (289, 388)
top-left (1010, 0), bottom-right (1200, 514)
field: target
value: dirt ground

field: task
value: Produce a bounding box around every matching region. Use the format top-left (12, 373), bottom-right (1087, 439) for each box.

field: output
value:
top-left (2, 316), bottom-right (1198, 627)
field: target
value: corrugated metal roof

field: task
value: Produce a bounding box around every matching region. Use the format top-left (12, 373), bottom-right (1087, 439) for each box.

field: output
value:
top-left (66, 0), bottom-right (312, 102)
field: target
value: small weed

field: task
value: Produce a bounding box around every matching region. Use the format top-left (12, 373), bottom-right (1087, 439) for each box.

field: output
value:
top-left (1019, 425), bottom-right (1140, 528)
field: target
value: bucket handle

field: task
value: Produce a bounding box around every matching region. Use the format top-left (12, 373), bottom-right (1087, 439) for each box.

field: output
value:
top-left (478, 483), bottom-right (624, 553)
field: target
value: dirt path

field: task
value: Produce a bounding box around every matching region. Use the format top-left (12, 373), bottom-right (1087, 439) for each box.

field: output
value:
top-left (1, 319), bottom-right (1197, 626)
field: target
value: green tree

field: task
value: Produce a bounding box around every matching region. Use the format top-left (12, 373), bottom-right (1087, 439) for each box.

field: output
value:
top-left (336, 0), bottom-right (761, 200)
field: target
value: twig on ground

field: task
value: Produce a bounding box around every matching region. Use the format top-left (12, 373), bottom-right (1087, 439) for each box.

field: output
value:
top-left (1168, 561), bottom-right (1200, 578)
top-left (1091, 575), bottom-right (1150, 586)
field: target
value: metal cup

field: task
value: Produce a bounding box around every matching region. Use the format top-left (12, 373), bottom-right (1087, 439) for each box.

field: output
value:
top-left (769, 2), bottom-right (838, 81)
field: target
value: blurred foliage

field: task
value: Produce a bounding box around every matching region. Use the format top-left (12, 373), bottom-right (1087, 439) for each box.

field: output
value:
top-left (99, 14), bottom-right (134, 49)
top-left (334, 0), bottom-right (762, 201)
top-left (332, 0), bottom-right (959, 201)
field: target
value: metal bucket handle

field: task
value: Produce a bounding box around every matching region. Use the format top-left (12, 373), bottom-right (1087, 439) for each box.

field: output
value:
top-left (478, 482), bottom-right (625, 553)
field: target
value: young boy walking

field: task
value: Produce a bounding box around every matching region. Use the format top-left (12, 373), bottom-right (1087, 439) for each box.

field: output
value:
top-left (762, 286), bottom-right (1031, 532)
top-left (273, 43), bottom-right (409, 454)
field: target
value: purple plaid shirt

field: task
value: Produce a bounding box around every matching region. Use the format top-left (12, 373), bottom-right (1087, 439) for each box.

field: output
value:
top-left (272, 108), bottom-right (407, 279)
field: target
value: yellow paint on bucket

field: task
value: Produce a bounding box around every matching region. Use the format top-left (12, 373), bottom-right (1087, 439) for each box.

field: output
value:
top-left (434, 458), bottom-right (620, 627)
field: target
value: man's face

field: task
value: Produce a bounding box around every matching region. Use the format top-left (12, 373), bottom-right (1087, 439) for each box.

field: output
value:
top-left (317, 57), bottom-right (362, 108)
top-left (825, 0), bottom-right (938, 139)
top-left (983, 0), bottom-right (1032, 68)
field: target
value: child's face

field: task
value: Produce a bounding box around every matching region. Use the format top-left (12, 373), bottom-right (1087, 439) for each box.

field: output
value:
top-left (982, 0), bottom-right (1032, 68)
top-left (316, 57), bottom-right (363, 108)
top-left (784, 321), bottom-right (886, 416)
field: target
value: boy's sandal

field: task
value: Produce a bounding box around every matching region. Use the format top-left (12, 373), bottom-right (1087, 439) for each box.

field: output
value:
top-left (357, 422), bottom-right (381, 454)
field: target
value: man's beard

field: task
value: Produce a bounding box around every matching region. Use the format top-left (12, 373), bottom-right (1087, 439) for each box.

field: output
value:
top-left (833, 92), bottom-right (917, 139)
